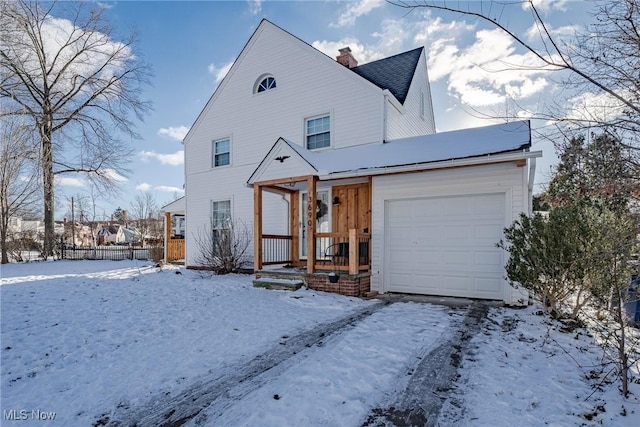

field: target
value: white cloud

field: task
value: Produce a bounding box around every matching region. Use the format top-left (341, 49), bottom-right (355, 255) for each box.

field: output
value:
top-left (413, 13), bottom-right (476, 47)
top-left (155, 185), bottom-right (184, 193)
top-left (333, 0), bottom-right (385, 27)
top-left (523, 0), bottom-right (570, 12)
top-left (248, 0), bottom-right (262, 15)
top-left (208, 61), bottom-right (234, 84)
top-left (314, 17), bottom-right (413, 66)
top-left (566, 91), bottom-right (627, 123)
top-left (525, 22), bottom-right (579, 43)
top-left (158, 126), bottom-right (189, 141)
top-left (428, 28), bottom-right (557, 107)
top-left (139, 150), bottom-right (184, 166)
top-left (55, 176), bottom-right (85, 188)
top-left (101, 168), bottom-right (128, 183)
top-left (136, 183), bottom-right (152, 191)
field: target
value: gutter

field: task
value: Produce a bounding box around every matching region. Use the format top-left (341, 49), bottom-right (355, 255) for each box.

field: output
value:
top-left (318, 149), bottom-right (543, 180)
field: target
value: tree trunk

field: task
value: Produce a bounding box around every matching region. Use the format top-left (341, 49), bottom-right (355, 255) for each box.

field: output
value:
top-left (41, 114), bottom-right (55, 259)
top-left (1, 217), bottom-right (8, 264)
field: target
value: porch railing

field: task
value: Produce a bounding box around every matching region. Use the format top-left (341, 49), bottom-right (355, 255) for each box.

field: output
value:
top-left (262, 234), bottom-right (292, 265)
top-left (315, 230), bottom-right (370, 274)
top-left (167, 238), bottom-right (185, 262)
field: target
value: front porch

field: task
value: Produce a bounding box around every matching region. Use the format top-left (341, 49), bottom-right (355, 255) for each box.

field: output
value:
top-left (252, 174), bottom-right (372, 296)
top-left (162, 197), bottom-right (186, 264)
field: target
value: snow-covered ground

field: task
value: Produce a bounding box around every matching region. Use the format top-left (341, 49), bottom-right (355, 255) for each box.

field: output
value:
top-left (1, 260), bottom-right (638, 426)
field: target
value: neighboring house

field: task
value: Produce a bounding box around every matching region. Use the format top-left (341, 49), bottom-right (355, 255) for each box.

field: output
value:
top-left (182, 19), bottom-right (541, 304)
top-left (99, 225), bottom-right (139, 244)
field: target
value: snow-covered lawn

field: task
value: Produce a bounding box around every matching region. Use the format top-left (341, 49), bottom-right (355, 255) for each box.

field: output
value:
top-left (1, 260), bottom-right (639, 426)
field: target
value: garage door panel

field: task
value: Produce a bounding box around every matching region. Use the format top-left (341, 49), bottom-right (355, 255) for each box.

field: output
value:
top-left (475, 251), bottom-right (502, 266)
top-left (442, 251), bottom-right (470, 265)
top-left (385, 193), bottom-right (505, 300)
top-left (415, 249), bottom-right (441, 265)
top-left (443, 275), bottom-right (472, 291)
top-left (475, 277), bottom-right (503, 294)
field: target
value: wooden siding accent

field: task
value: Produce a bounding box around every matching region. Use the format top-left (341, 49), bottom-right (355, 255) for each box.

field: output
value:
top-left (165, 212), bottom-right (185, 262)
top-left (167, 239), bottom-right (185, 262)
top-left (331, 182), bottom-right (371, 234)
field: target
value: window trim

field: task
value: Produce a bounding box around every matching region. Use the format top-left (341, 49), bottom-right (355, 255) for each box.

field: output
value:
top-left (305, 114), bottom-right (331, 151)
top-left (212, 137), bottom-right (231, 168)
top-left (253, 73), bottom-right (277, 94)
top-left (211, 199), bottom-right (232, 232)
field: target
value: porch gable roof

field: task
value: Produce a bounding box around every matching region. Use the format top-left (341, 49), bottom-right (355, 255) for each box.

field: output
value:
top-left (247, 137), bottom-right (317, 185)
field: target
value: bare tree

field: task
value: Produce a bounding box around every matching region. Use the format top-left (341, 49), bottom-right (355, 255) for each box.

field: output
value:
top-left (0, 115), bottom-right (40, 264)
top-left (389, 0), bottom-right (640, 144)
top-left (194, 218), bottom-right (251, 274)
top-left (0, 0), bottom-right (152, 257)
top-left (129, 191), bottom-right (157, 247)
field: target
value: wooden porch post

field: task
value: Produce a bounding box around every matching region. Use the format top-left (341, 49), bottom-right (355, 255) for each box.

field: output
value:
top-left (290, 191), bottom-right (299, 265)
top-left (306, 176), bottom-right (317, 274)
top-left (253, 184), bottom-right (263, 272)
top-left (164, 212), bottom-right (171, 263)
top-left (348, 228), bottom-right (358, 275)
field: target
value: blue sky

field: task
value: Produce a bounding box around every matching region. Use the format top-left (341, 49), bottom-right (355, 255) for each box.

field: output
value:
top-left (53, 0), bottom-right (593, 219)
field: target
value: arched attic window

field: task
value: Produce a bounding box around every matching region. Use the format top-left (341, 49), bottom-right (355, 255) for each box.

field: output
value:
top-left (254, 74), bottom-right (276, 93)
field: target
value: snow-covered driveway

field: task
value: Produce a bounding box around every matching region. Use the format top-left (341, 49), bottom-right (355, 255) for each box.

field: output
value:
top-left (1, 261), bottom-right (471, 427)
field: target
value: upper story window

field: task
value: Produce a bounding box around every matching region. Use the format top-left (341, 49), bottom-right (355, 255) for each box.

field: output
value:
top-left (213, 138), bottom-right (230, 167)
top-left (306, 115), bottom-right (330, 150)
top-left (254, 74), bottom-right (276, 94)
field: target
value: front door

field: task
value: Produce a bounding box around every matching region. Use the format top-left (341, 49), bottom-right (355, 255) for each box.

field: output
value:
top-left (300, 191), bottom-right (330, 258)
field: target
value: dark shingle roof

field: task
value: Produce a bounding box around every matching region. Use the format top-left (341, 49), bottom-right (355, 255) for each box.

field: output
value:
top-left (350, 47), bottom-right (423, 104)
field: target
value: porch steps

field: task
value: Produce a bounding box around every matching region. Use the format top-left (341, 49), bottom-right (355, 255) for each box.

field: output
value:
top-left (253, 277), bottom-right (304, 291)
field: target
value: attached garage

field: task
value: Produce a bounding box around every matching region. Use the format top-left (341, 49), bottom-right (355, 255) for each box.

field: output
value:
top-left (384, 193), bottom-right (506, 300)
top-left (371, 161), bottom-right (533, 304)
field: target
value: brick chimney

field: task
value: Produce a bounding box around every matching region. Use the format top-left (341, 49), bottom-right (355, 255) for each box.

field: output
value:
top-left (336, 47), bottom-right (358, 68)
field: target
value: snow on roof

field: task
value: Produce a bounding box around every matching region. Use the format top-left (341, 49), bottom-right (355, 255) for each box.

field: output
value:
top-left (286, 120), bottom-right (531, 176)
top-left (161, 196), bottom-right (185, 212)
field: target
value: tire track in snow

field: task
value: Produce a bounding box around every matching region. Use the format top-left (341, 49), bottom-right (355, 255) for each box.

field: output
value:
top-left (361, 302), bottom-right (490, 427)
top-left (97, 301), bottom-right (387, 427)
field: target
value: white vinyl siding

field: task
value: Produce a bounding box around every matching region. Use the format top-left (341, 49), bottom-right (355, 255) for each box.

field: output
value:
top-left (184, 23), bottom-right (384, 266)
top-left (386, 50), bottom-right (435, 139)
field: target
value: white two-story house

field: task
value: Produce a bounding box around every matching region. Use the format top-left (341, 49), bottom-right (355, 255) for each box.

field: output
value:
top-left (181, 19), bottom-right (541, 305)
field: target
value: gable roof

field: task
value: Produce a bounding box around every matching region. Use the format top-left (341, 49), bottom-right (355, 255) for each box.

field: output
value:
top-left (350, 47), bottom-right (423, 104)
top-left (253, 120), bottom-right (535, 181)
top-left (184, 20), bottom-right (425, 144)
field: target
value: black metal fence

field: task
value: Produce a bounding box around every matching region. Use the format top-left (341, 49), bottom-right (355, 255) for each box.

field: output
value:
top-left (59, 243), bottom-right (162, 261)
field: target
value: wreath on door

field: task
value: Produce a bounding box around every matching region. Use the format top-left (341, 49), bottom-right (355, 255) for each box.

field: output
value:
top-left (316, 199), bottom-right (328, 221)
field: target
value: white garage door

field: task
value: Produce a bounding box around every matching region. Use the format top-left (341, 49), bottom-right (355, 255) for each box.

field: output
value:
top-left (385, 193), bottom-right (506, 299)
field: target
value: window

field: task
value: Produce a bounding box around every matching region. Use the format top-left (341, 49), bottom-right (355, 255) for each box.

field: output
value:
top-left (306, 115), bottom-right (330, 150)
top-left (213, 138), bottom-right (230, 167)
top-left (257, 76), bottom-right (276, 92)
top-left (212, 200), bottom-right (231, 238)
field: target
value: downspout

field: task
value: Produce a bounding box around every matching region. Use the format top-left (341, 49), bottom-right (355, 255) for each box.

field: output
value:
top-left (528, 157), bottom-right (537, 215)
top-left (382, 92), bottom-right (388, 143)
